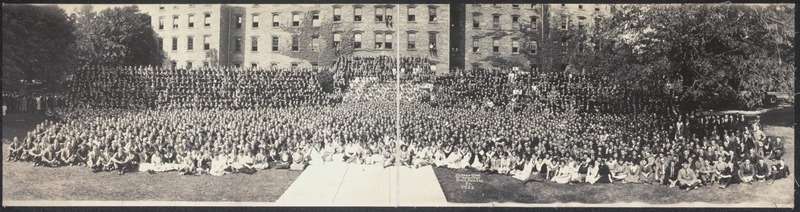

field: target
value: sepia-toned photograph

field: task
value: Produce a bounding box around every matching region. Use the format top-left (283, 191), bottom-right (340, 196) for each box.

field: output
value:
top-left (2, 2), bottom-right (795, 208)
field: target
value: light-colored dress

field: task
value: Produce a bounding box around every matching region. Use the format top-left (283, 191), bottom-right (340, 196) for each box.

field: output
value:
top-left (586, 166), bottom-right (601, 184)
top-left (513, 160), bottom-right (535, 181)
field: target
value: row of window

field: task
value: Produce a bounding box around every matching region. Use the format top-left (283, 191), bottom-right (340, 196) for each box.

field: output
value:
top-left (471, 13), bottom-right (601, 30)
top-left (158, 13), bottom-right (212, 30)
top-left (478, 4), bottom-right (603, 12)
top-left (158, 6), bottom-right (440, 30)
top-left (471, 38), bottom-right (537, 55)
top-left (162, 36), bottom-right (212, 51)
top-left (162, 31), bottom-right (439, 52)
top-left (470, 38), bottom-right (591, 55)
top-left (171, 61), bottom-right (314, 70)
top-left (472, 14), bottom-right (539, 30)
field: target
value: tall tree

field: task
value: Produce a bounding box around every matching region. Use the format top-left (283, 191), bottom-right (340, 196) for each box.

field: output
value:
top-left (632, 4), bottom-right (794, 110)
top-left (72, 5), bottom-right (163, 67)
top-left (570, 4), bottom-right (794, 111)
top-left (2, 4), bottom-right (76, 92)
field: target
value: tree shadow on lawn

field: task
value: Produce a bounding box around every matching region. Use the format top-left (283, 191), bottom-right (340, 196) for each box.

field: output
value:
top-left (760, 105), bottom-right (794, 127)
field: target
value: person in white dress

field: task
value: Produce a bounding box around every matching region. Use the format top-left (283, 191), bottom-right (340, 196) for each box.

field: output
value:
top-left (307, 143), bottom-right (324, 167)
top-left (585, 161), bottom-right (601, 184)
top-left (513, 156), bottom-right (536, 182)
top-left (253, 149), bottom-right (271, 169)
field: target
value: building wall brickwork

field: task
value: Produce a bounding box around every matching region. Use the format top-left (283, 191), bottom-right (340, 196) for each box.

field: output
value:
top-left (149, 4), bottom-right (449, 73)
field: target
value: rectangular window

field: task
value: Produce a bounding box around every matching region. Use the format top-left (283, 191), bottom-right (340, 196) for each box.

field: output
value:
top-left (158, 37), bottom-right (163, 50)
top-left (385, 33), bottom-right (393, 49)
top-left (492, 38), bottom-right (499, 53)
top-left (204, 13), bottom-right (211, 27)
top-left (472, 38), bottom-right (480, 53)
top-left (428, 7), bottom-right (437, 22)
top-left (172, 15), bottom-right (179, 28)
top-left (252, 14), bottom-right (259, 28)
top-left (187, 36), bottom-right (193, 50)
top-left (562, 15), bottom-right (568, 30)
top-left (353, 7), bottom-right (361, 22)
top-left (530, 41), bottom-right (538, 54)
top-left (512, 39), bottom-right (519, 54)
top-left (333, 7), bottom-right (342, 22)
top-left (188, 14), bottom-right (195, 28)
top-left (353, 33), bottom-right (362, 49)
top-left (203, 35), bottom-right (210, 50)
top-left (234, 36), bottom-right (241, 52)
top-left (472, 14), bottom-right (480, 28)
top-left (272, 36), bottom-right (279, 52)
top-left (171, 37), bottom-right (178, 51)
top-left (311, 35), bottom-right (320, 51)
top-left (375, 7), bottom-right (384, 22)
top-left (407, 7), bottom-right (415, 22)
top-left (235, 15), bottom-right (242, 29)
top-left (311, 63), bottom-right (318, 70)
top-left (428, 32), bottom-right (438, 52)
top-left (531, 16), bottom-right (538, 29)
top-left (512, 15), bottom-right (520, 29)
top-left (292, 13), bottom-right (301, 26)
top-left (186, 61), bottom-right (192, 69)
top-left (374, 32), bottom-right (383, 49)
top-left (291, 35), bottom-right (299, 51)
top-left (312, 12), bottom-right (320, 27)
top-left (492, 14), bottom-right (500, 29)
top-left (385, 7), bottom-right (393, 23)
top-left (272, 13), bottom-right (280, 27)
top-left (407, 32), bottom-right (416, 50)
top-left (251, 36), bottom-right (258, 51)
top-left (333, 33), bottom-right (341, 47)
top-left (158, 16), bottom-right (164, 29)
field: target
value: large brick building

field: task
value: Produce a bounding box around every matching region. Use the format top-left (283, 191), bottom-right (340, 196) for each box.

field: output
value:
top-left (147, 4), bottom-right (450, 73)
top-left (459, 4), bottom-right (613, 72)
top-left (146, 3), bottom-right (612, 74)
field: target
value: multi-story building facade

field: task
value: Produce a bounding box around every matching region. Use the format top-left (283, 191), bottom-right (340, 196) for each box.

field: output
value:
top-left (148, 4), bottom-right (450, 73)
top-left (460, 4), bottom-right (613, 72)
top-left (147, 4), bottom-right (230, 69)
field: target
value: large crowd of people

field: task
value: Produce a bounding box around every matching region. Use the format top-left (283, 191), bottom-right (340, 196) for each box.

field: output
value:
top-left (6, 59), bottom-right (790, 191)
top-left (400, 103), bottom-right (787, 189)
top-left (68, 66), bottom-right (332, 109)
top-left (332, 56), bottom-right (435, 91)
top-left (433, 68), bottom-right (675, 114)
top-left (66, 56), bottom-right (435, 110)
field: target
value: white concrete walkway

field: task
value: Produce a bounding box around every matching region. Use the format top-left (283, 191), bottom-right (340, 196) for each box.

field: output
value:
top-left (277, 163), bottom-right (447, 206)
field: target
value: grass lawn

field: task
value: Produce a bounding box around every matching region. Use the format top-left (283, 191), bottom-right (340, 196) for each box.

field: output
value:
top-left (434, 106), bottom-right (795, 205)
top-left (2, 112), bottom-right (301, 202)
